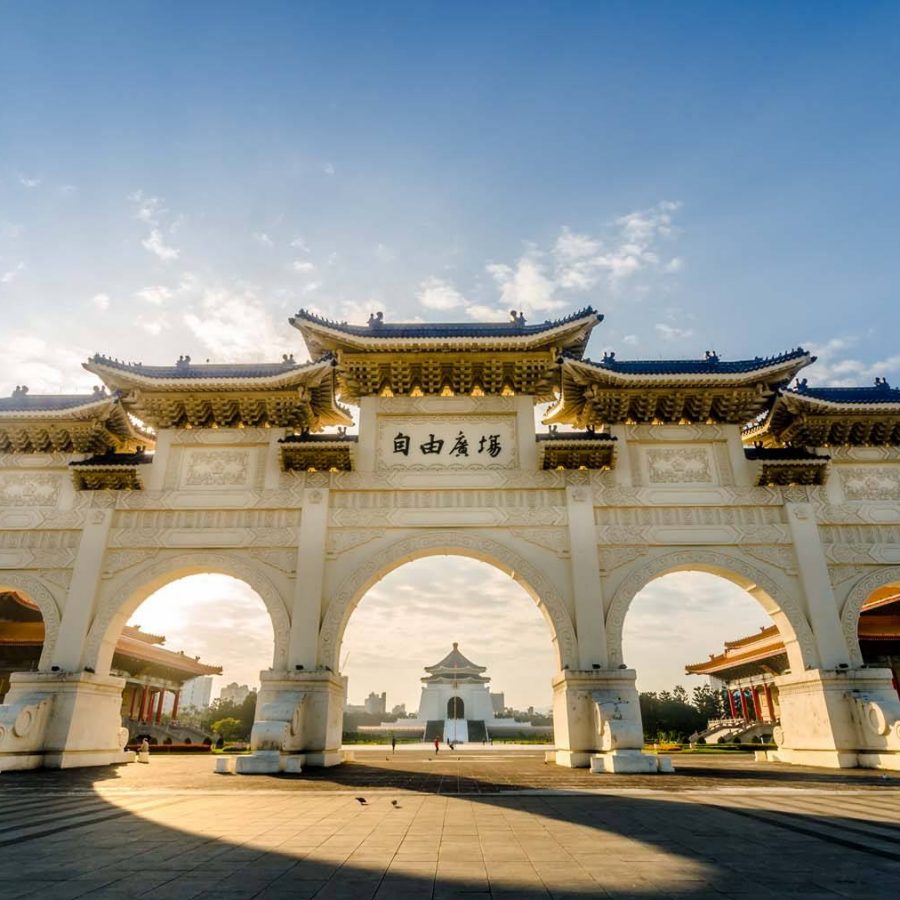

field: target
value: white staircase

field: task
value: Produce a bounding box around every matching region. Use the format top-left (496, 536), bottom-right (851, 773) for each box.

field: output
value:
top-left (443, 719), bottom-right (468, 743)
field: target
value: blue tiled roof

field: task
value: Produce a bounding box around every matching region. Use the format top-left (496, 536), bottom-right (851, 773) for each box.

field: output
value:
top-left (291, 306), bottom-right (602, 339)
top-left (88, 354), bottom-right (320, 379)
top-left (70, 450), bottom-right (153, 467)
top-left (536, 431), bottom-right (616, 442)
top-left (279, 433), bottom-right (358, 444)
top-left (587, 347), bottom-right (811, 375)
top-left (743, 447), bottom-right (829, 461)
top-left (0, 390), bottom-right (112, 412)
top-left (787, 380), bottom-right (900, 404)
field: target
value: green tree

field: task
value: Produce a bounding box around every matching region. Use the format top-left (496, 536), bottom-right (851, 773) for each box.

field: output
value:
top-left (211, 717), bottom-right (243, 742)
top-left (691, 684), bottom-right (722, 720)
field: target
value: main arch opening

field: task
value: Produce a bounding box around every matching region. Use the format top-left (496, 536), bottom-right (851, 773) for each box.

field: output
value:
top-left (620, 561), bottom-right (811, 749)
top-left (102, 573), bottom-right (275, 750)
top-left (0, 586), bottom-right (52, 701)
top-left (338, 554), bottom-right (559, 747)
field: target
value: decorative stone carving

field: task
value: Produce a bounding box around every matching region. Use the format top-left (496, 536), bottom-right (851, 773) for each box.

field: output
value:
top-left (182, 449), bottom-right (250, 487)
top-left (740, 545), bottom-right (799, 575)
top-left (841, 567), bottom-right (900, 665)
top-left (597, 547), bottom-right (647, 573)
top-left (604, 549), bottom-right (818, 670)
top-left (0, 474), bottom-right (62, 508)
top-left (318, 532), bottom-right (578, 671)
top-left (645, 447), bottom-right (712, 484)
top-left (508, 528), bottom-right (570, 557)
top-left (324, 530), bottom-right (383, 559)
top-left (840, 467), bottom-right (900, 501)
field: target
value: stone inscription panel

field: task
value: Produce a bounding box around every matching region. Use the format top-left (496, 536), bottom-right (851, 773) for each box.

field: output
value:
top-left (839, 466), bottom-right (900, 501)
top-left (376, 415), bottom-right (517, 469)
top-left (180, 449), bottom-right (252, 489)
top-left (644, 447), bottom-right (713, 484)
top-left (0, 473), bottom-right (63, 507)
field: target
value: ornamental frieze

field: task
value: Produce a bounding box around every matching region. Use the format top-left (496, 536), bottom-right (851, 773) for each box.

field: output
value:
top-left (594, 506), bottom-right (785, 526)
top-left (645, 447), bottom-right (714, 484)
top-left (839, 466), bottom-right (900, 501)
top-left (0, 473), bottom-right (63, 508)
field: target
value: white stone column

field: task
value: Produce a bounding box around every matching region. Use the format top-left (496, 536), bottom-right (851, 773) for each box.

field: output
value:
top-left (784, 501), bottom-right (849, 667)
top-left (565, 483), bottom-right (608, 669)
top-left (516, 395), bottom-right (538, 470)
top-left (287, 486), bottom-right (329, 669)
top-left (52, 507), bottom-right (113, 671)
top-left (145, 429), bottom-right (172, 491)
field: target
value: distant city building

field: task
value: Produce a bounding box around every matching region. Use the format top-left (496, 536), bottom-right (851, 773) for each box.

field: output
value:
top-left (364, 691), bottom-right (387, 716)
top-left (490, 693), bottom-right (505, 715)
top-left (178, 676), bottom-right (214, 711)
top-left (219, 682), bottom-right (253, 704)
top-left (391, 703), bottom-right (407, 718)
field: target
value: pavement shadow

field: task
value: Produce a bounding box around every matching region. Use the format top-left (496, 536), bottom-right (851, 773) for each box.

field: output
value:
top-left (1, 757), bottom-right (899, 898)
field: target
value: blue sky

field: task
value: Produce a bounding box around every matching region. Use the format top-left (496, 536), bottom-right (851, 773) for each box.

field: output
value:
top-left (2, 3), bottom-right (897, 702)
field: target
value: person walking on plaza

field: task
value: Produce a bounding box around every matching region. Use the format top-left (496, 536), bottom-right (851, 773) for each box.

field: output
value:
top-left (391, 733), bottom-right (396, 754)
top-left (433, 736), bottom-right (440, 754)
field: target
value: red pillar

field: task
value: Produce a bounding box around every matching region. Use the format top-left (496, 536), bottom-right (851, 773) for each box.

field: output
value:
top-left (171, 691), bottom-right (180, 722)
top-left (155, 690), bottom-right (165, 724)
top-left (128, 687), bottom-right (139, 720)
top-left (727, 687), bottom-right (737, 718)
top-left (139, 686), bottom-right (149, 722)
top-left (751, 686), bottom-right (763, 721)
top-left (738, 687), bottom-right (750, 721)
top-left (764, 684), bottom-right (776, 721)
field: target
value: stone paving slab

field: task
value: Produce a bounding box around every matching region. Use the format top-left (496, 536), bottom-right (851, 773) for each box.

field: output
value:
top-left (1, 753), bottom-right (899, 898)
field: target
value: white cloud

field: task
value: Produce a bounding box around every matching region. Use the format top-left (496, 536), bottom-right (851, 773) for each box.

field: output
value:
top-left (291, 260), bottom-right (316, 274)
top-left (655, 323), bottom-right (694, 341)
top-left (290, 236), bottom-right (310, 252)
top-left (253, 231), bottom-right (274, 247)
top-left (91, 293), bottom-right (111, 311)
top-left (142, 228), bottom-right (180, 262)
top-left (17, 174), bottom-right (40, 188)
top-left (135, 314), bottom-right (170, 336)
top-left (473, 201), bottom-right (684, 320)
top-left (129, 190), bottom-right (181, 262)
top-left (463, 303), bottom-right (513, 322)
top-left (323, 162), bottom-right (335, 176)
top-left (181, 276), bottom-right (298, 361)
top-left (1, 332), bottom-right (94, 395)
top-left (1, 261), bottom-right (24, 284)
top-left (417, 276), bottom-right (467, 311)
top-left (60, 184), bottom-right (78, 196)
top-left (486, 256), bottom-right (562, 314)
top-left (623, 334), bottom-right (639, 345)
top-left (135, 285), bottom-right (173, 306)
top-left (803, 336), bottom-right (900, 387)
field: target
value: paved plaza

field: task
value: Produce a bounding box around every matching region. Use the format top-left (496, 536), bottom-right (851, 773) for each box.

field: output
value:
top-left (1, 751), bottom-right (898, 899)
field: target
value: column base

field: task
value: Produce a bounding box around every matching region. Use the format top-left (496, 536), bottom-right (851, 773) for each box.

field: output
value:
top-left (555, 750), bottom-right (591, 768)
top-left (0, 671), bottom-right (130, 771)
top-left (764, 748), bottom-right (859, 769)
top-left (590, 750), bottom-right (667, 774)
top-left (552, 668), bottom-right (647, 771)
top-left (230, 751), bottom-right (305, 775)
top-left (773, 667), bottom-right (900, 770)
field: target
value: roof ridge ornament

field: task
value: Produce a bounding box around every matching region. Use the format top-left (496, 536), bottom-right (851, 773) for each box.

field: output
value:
top-left (705, 350), bottom-right (719, 364)
top-left (875, 377), bottom-right (891, 390)
top-left (367, 311), bottom-right (384, 328)
top-left (11, 385), bottom-right (28, 398)
top-left (509, 309), bottom-right (526, 326)
top-left (795, 377), bottom-right (809, 392)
